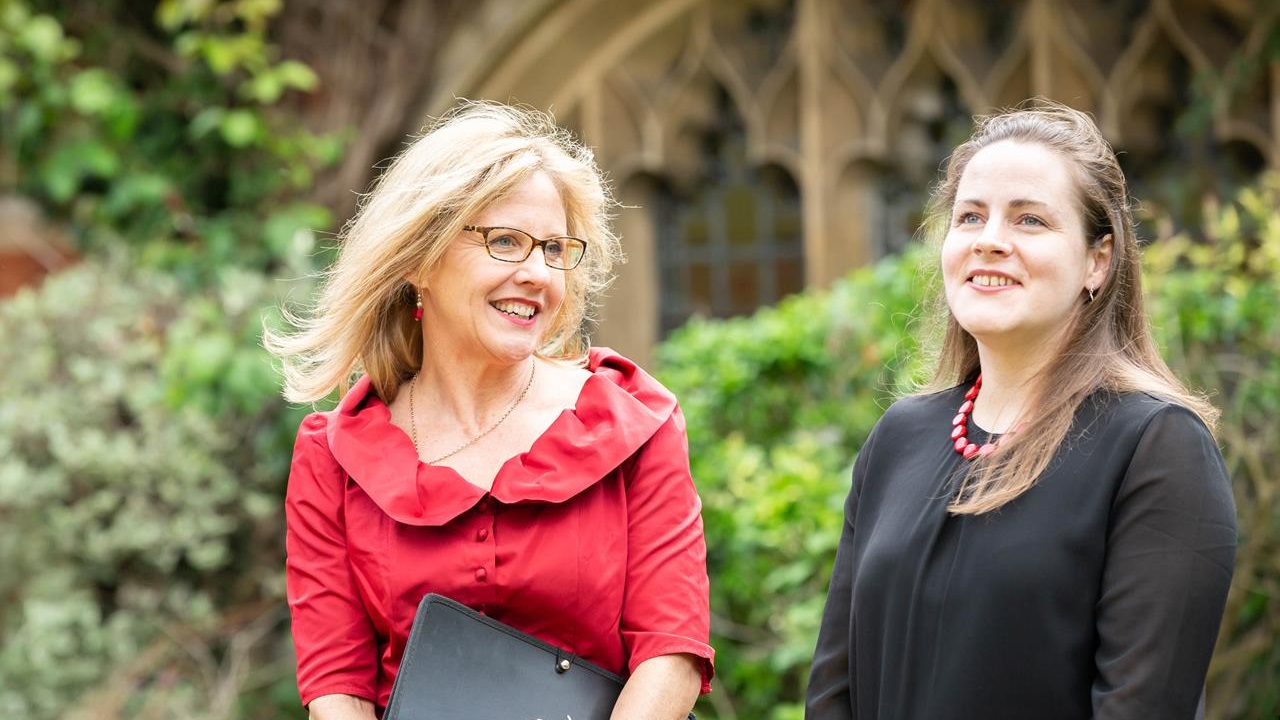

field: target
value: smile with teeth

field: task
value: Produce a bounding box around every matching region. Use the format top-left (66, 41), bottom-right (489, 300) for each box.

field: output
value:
top-left (493, 300), bottom-right (537, 319)
top-left (971, 274), bottom-right (1018, 287)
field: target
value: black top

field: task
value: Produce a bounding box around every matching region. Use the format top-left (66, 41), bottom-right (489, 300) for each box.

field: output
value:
top-left (806, 387), bottom-right (1237, 720)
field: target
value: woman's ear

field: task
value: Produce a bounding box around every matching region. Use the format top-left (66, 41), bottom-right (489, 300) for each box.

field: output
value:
top-left (403, 270), bottom-right (429, 295)
top-left (1086, 233), bottom-right (1113, 292)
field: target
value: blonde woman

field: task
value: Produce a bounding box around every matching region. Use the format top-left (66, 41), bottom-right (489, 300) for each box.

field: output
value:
top-left (268, 101), bottom-right (712, 720)
top-left (806, 101), bottom-right (1236, 719)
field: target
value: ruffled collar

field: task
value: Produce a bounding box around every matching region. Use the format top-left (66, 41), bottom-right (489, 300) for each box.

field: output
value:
top-left (325, 348), bottom-right (677, 526)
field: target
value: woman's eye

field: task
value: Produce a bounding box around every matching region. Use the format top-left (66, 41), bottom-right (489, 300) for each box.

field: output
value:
top-left (489, 234), bottom-right (519, 249)
top-left (1020, 215), bottom-right (1045, 227)
top-left (958, 212), bottom-right (982, 224)
top-left (543, 239), bottom-right (565, 257)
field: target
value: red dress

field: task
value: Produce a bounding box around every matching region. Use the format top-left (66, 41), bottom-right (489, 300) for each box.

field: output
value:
top-left (285, 348), bottom-right (715, 708)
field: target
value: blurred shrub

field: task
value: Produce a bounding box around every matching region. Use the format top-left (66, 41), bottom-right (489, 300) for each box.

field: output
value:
top-left (0, 0), bottom-right (339, 281)
top-left (0, 2), bottom-right (337, 715)
top-left (1144, 175), bottom-right (1280, 720)
top-left (0, 257), bottom-right (310, 719)
top-left (657, 246), bottom-right (930, 720)
top-left (658, 176), bottom-right (1280, 720)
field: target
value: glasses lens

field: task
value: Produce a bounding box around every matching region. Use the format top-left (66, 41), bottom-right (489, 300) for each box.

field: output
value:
top-left (543, 238), bottom-right (587, 270)
top-left (535, 238), bottom-right (586, 269)
top-left (484, 228), bottom-right (533, 261)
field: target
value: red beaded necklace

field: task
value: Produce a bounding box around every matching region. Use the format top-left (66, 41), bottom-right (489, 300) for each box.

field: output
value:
top-left (950, 374), bottom-right (999, 460)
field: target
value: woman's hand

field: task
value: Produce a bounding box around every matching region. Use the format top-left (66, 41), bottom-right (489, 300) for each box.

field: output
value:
top-left (307, 693), bottom-right (376, 720)
top-left (609, 653), bottom-right (701, 720)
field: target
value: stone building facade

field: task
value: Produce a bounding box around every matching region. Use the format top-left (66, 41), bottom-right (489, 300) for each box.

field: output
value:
top-left (427, 0), bottom-right (1276, 362)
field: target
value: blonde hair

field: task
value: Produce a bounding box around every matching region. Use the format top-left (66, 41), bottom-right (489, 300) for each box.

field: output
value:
top-left (265, 100), bottom-right (621, 404)
top-left (918, 99), bottom-right (1218, 515)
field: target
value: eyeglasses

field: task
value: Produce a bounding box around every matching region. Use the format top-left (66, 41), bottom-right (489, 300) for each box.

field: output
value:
top-left (462, 225), bottom-right (588, 270)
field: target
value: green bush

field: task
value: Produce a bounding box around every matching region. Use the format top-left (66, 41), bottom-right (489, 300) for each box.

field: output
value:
top-left (657, 246), bottom-right (930, 720)
top-left (0, 0), bottom-right (338, 281)
top-left (1144, 176), bottom-right (1280, 720)
top-left (658, 177), bottom-right (1280, 720)
top-left (0, 258), bottom-right (310, 719)
top-left (0, 3), bottom-right (337, 715)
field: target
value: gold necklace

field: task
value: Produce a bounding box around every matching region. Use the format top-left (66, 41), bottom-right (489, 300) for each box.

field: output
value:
top-left (408, 360), bottom-right (536, 464)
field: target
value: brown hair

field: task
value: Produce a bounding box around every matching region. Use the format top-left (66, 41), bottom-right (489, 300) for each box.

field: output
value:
top-left (265, 100), bottom-right (621, 404)
top-left (919, 98), bottom-right (1218, 514)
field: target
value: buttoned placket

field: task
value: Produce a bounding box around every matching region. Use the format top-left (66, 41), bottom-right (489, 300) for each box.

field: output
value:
top-left (472, 494), bottom-right (497, 612)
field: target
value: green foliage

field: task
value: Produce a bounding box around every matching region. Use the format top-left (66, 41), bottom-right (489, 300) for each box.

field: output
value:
top-left (0, 2), bottom-right (335, 715)
top-left (1144, 175), bottom-right (1280, 720)
top-left (657, 247), bottom-right (931, 720)
top-left (0, 0), bottom-right (339, 280)
top-left (0, 257), bottom-right (310, 719)
top-left (660, 176), bottom-right (1280, 720)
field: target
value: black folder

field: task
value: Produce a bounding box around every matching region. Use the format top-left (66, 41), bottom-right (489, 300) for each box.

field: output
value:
top-left (384, 593), bottom-right (625, 720)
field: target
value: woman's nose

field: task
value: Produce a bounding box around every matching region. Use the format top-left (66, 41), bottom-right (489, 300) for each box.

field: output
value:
top-left (972, 221), bottom-right (1011, 255)
top-left (515, 247), bottom-right (553, 283)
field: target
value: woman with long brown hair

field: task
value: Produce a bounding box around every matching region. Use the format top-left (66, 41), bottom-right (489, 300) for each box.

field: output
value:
top-left (806, 100), bottom-right (1236, 719)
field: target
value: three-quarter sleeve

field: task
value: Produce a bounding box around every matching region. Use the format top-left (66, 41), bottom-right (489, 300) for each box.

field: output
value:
top-left (285, 412), bottom-right (379, 706)
top-left (805, 425), bottom-right (876, 719)
top-left (1092, 405), bottom-right (1237, 718)
top-left (617, 406), bottom-right (716, 693)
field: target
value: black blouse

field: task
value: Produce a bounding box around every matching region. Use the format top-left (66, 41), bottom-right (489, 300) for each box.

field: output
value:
top-left (806, 387), bottom-right (1237, 720)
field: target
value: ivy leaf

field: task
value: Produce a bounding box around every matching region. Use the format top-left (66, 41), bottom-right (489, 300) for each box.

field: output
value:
top-left (244, 69), bottom-right (284, 103)
top-left (19, 14), bottom-right (74, 62)
top-left (275, 59), bottom-right (318, 91)
top-left (68, 68), bottom-right (119, 116)
top-left (219, 108), bottom-right (261, 147)
top-left (103, 173), bottom-right (173, 217)
top-left (41, 141), bottom-right (120, 202)
top-left (0, 57), bottom-right (20, 102)
top-left (189, 105), bottom-right (225, 138)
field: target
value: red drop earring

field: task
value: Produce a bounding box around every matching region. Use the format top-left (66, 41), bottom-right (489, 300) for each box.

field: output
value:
top-left (413, 290), bottom-right (423, 321)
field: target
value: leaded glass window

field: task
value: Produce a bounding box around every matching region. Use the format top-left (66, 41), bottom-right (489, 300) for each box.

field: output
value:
top-left (655, 102), bottom-right (804, 337)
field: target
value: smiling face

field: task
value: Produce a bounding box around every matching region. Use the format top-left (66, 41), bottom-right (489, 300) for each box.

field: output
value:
top-left (419, 171), bottom-right (568, 366)
top-left (941, 140), bottom-right (1111, 354)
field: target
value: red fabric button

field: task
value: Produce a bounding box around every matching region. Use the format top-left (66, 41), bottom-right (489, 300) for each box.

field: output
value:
top-left (476, 527), bottom-right (489, 541)
top-left (474, 567), bottom-right (487, 582)
top-left (476, 496), bottom-right (491, 512)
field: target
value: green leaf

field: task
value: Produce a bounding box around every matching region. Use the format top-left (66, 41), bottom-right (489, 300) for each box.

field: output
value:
top-left (154, 0), bottom-right (210, 32)
top-left (19, 15), bottom-right (71, 62)
top-left (263, 203), bottom-right (330, 257)
top-left (103, 173), bottom-right (172, 216)
top-left (218, 108), bottom-right (261, 147)
top-left (202, 36), bottom-right (240, 74)
top-left (40, 141), bottom-right (120, 202)
top-left (68, 68), bottom-right (120, 116)
top-left (234, 0), bottom-right (284, 26)
top-left (244, 70), bottom-right (284, 103)
top-left (188, 106), bottom-right (225, 138)
top-left (1, 1), bottom-right (33, 32)
top-left (274, 59), bottom-right (318, 91)
top-left (0, 58), bottom-right (19, 103)
top-left (173, 30), bottom-right (200, 58)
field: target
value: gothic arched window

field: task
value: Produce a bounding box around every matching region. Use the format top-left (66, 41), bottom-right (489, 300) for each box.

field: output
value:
top-left (655, 101), bottom-right (804, 337)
